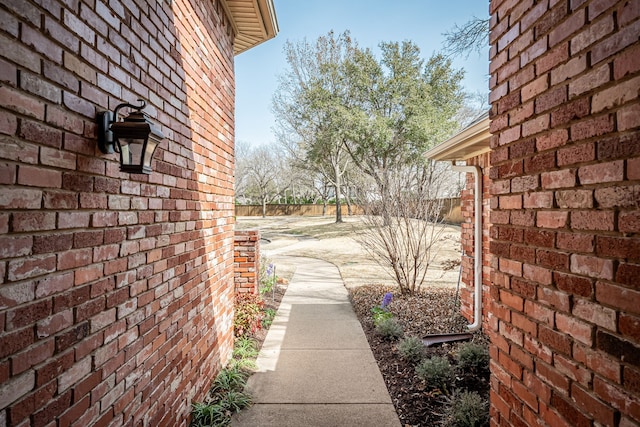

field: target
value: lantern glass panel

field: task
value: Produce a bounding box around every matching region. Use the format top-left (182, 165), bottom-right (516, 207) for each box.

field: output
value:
top-left (118, 137), bottom-right (146, 166)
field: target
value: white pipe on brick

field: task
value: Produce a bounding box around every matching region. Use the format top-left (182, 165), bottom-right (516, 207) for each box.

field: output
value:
top-left (452, 164), bottom-right (483, 332)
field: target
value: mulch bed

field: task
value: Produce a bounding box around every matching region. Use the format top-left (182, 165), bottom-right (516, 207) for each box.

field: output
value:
top-left (349, 285), bottom-right (490, 427)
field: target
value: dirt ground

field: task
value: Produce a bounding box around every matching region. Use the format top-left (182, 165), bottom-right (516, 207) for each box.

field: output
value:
top-left (235, 215), bottom-right (463, 290)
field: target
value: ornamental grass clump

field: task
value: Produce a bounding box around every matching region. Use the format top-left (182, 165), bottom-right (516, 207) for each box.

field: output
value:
top-left (191, 339), bottom-right (257, 427)
top-left (416, 356), bottom-right (452, 392)
top-left (398, 336), bottom-right (425, 363)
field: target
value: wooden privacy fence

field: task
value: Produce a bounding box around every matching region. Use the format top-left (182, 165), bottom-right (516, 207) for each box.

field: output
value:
top-left (235, 198), bottom-right (463, 223)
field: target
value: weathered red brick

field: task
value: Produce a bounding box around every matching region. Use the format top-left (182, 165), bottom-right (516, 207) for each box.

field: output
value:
top-left (614, 42), bottom-right (640, 80)
top-left (591, 18), bottom-right (640, 65)
top-left (596, 282), bottom-right (640, 315)
top-left (595, 184), bottom-right (640, 208)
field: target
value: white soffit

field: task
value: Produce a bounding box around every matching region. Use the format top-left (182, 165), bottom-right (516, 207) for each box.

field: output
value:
top-left (222, 0), bottom-right (279, 55)
top-left (424, 112), bottom-right (491, 162)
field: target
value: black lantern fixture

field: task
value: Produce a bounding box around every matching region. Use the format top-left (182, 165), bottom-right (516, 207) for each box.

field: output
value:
top-left (97, 100), bottom-right (165, 174)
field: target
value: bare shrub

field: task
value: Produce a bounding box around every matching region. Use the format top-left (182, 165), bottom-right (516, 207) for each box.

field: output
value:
top-left (357, 162), bottom-right (451, 295)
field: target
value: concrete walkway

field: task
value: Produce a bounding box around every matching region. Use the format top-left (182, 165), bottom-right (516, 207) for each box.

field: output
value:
top-left (231, 257), bottom-right (401, 427)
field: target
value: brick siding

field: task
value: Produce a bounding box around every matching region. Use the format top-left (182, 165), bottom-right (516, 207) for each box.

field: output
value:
top-left (0, 0), bottom-right (237, 425)
top-left (489, 0), bottom-right (640, 426)
top-left (234, 230), bottom-right (260, 294)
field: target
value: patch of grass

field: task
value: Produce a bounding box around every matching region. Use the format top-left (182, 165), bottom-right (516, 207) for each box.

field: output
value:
top-left (191, 338), bottom-right (257, 426)
top-left (209, 366), bottom-right (248, 396)
top-left (191, 402), bottom-right (228, 427)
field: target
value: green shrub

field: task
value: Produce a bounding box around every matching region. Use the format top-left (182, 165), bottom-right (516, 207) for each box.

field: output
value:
top-left (234, 293), bottom-right (264, 338)
top-left (416, 356), bottom-right (452, 392)
top-left (375, 317), bottom-right (404, 340)
top-left (398, 336), bottom-right (425, 363)
top-left (457, 342), bottom-right (489, 374)
top-left (444, 391), bottom-right (489, 427)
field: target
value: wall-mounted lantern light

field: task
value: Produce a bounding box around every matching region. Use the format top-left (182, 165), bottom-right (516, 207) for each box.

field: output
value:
top-left (97, 100), bottom-right (165, 174)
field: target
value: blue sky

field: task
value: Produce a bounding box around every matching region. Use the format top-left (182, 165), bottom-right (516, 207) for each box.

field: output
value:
top-left (234, 0), bottom-right (490, 147)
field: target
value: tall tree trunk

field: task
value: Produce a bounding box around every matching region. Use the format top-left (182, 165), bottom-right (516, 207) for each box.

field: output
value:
top-left (262, 197), bottom-right (267, 218)
top-left (334, 176), bottom-right (343, 223)
top-left (345, 186), bottom-right (353, 215)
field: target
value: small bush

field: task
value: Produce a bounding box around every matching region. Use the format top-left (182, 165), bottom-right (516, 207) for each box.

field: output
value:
top-left (416, 356), bottom-right (452, 392)
top-left (443, 391), bottom-right (489, 427)
top-left (398, 336), bottom-right (425, 363)
top-left (375, 317), bottom-right (404, 340)
top-left (234, 293), bottom-right (264, 338)
top-left (457, 342), bottom-right (489, 374)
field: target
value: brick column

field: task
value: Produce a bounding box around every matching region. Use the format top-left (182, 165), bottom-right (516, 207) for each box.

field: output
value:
top-left (234, 230), bottom-right (261, 294)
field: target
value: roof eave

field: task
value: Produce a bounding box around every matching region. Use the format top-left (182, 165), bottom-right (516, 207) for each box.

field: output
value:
top-left (424, 116), bottom-right (491, 162)
top-left (222, 0), bottom-right (279, 56)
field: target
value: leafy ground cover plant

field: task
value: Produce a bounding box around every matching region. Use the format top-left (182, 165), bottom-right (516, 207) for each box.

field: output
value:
top-left (234, 293), bottom-right (264, 338)
top-left (261, 308), bottom-right (277, 329)
top-left (349, 285), bottom-right (489, 425)
top-left (190, 338), bottom-right (259, 427)
top-left (191, 367), bottom-right (251, 426)
top-left (457, 342), bottom-right (489, 374)
top-left (371, 292), bottom-right (394, 325)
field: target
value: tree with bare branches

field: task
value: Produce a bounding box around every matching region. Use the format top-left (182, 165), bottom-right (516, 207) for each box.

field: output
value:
top-left (358, 161), bottom-right (452, 295)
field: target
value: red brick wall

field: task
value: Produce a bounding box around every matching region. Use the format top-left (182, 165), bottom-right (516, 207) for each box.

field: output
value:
top-left (234, 231), bottom-right (260, 294)
top-left (488, 0), bottom-right (640, 426)
top-left (0, 0), bottom-right (237, 425)
top-left (459, 152), bottom-right (493, 331)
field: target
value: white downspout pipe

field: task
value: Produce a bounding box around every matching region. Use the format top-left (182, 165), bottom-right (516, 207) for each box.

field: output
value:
top-left (452, 164), bottom-right (483, 332)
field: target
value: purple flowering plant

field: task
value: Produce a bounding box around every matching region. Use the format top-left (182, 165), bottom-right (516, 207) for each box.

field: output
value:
top-left (371, 292), bottom-right (394, 326)
top-left (260, 262), bottom-right (277, 296)
top-left (381, 292), bottom-right (393, 309)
